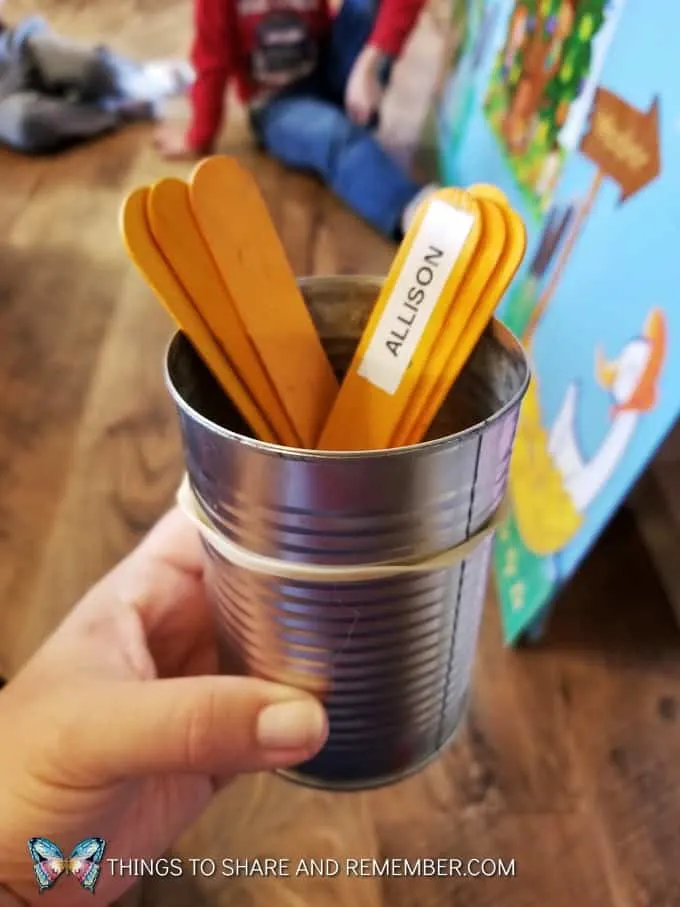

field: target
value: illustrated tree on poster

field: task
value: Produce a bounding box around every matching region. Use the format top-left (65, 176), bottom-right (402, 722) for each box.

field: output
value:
top-left (500, 0), bottom-right (576, 154)
top-left (484, 0), bottom-right (610, 213)
top-left (535, 0), bottom-right (608, 151)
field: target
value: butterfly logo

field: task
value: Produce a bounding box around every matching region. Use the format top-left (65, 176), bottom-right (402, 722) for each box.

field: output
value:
top-left (27, 837), bottom-right (107, 894)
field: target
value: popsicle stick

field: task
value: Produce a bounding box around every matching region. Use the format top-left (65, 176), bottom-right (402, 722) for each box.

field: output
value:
top-left (391, 196), bottom-right (507, 447)
top-left (147, 177), bottom-right (301, 448)
top-left (466, 183), bottom-right (511, 207)
top-left (190, 156), bottom-right (338, 450)
top-left (119, 187), bottom-right (277, 444)
top-left (402, 188), bottom-right (527, 446)
top-left (317, 188), bottom-right (483, 451)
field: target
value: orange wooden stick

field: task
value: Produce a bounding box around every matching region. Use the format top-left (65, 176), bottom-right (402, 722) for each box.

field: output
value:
top-left (190, 156), bottom-right (338, 449)
top-left (318, 189), bottom-right (483, 451)
top-left (147, 176), bottom-right (301, 447)
top-left (120, 187), bottom-right (277, 443)
top-left (402, 187), bottom-right (527, 445)
top-left (392, 196), bottom-right (508, 446)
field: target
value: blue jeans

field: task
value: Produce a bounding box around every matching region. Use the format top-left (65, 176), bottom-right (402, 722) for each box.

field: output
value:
top-left (250, 0), bottom-right (421, 239)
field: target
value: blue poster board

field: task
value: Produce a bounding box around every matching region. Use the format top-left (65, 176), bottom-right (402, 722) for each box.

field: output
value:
top-left (436, 0), bottom-right (679, 643)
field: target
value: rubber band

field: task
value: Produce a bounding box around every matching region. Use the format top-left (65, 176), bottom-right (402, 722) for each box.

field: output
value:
top-left (177, 474), bottom-right (508, 583)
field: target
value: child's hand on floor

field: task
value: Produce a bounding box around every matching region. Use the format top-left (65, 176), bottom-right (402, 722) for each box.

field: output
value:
top-left (345, 45), bottom-right (384, 127)
top-left (153, 124), bottom-right (200, 160)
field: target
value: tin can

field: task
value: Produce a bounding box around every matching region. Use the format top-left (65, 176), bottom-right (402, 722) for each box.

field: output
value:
top-left (166, 276), bottom-right (529, 790)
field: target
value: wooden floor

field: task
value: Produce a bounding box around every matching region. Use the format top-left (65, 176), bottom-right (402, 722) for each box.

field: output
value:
top-left (2, 2), bottom-right (680, 905)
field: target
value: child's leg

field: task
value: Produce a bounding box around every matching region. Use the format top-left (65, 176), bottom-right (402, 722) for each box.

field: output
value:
top-left (251, 94), bottom-right (421, 238)
top-left (25, 31), bottom-right (190, 107)
top-left (0, 90), bottom-right (118, 153)
top-left (324, 0), bottom-right (380, 101)
top-left (25, 31), bottom-right (107, 95)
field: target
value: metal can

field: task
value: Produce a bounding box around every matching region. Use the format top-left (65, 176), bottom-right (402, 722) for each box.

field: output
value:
top-left (166, 276), bottom-right (529, 790)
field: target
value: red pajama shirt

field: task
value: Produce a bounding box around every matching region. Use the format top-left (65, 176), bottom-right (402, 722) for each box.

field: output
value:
top-left (187, 0), bottom-right (427, 152)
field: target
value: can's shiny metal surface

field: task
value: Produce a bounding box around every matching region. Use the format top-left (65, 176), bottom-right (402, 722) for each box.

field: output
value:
top-left (165, 276), bottom-right (529, 790)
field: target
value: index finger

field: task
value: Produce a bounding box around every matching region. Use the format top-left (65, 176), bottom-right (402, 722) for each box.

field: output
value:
top-left (133, 505), bottom-right (205, 579)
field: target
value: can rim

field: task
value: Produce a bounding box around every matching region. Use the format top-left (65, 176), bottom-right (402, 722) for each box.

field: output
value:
top-left (163, 274), bottom-right (531, 461)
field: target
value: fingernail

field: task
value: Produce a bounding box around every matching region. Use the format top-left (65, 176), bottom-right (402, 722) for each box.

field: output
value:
top-left (256, 698), bottom-right (327, 751)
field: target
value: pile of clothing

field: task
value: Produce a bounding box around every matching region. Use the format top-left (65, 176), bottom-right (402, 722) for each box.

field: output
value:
top-left (0, 14), bottom-right (192, 153)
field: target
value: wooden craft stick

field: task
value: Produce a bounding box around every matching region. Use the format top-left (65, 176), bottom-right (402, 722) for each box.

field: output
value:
top-left (119, 187), bottom-right (277, 444)
top-left (402, 188), bottom-right (527, 445)
top-left (147, 177), bottom-right (301, 447)
top-left (317, 189), bottom-right (483, 451)
top-left (190, 156), bottom-right (338, 449)
top-left (391, 196), bottom-right (507, 446)
top-left (466, 183), bottom-right (511, 207)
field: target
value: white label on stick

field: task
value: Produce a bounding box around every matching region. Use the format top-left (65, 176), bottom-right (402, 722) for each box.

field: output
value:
top-left (357, 199), bottom-right (475, 396)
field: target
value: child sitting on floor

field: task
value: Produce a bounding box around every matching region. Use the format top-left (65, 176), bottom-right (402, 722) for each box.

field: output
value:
top-left (155, 0), bottom-right (438, 239)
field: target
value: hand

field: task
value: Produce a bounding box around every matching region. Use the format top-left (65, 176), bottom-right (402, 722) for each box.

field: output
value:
top-left (0, 508), bottom-right (328, 907)
top-left (153, 124), bottom-right (200, 160)
top-left (345, 45), bottom-right (384, 127)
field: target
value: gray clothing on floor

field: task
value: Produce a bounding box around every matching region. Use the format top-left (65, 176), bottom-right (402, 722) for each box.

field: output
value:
top-left (0, 16), bottom-right (156, 153)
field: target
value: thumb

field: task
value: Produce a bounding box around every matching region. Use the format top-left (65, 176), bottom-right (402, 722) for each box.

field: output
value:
top-left (70, 676), bottom-right (328, 782)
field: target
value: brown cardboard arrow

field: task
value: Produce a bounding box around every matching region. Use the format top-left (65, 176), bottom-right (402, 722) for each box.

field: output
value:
top-left (580, 88), bottom-right (661, 203)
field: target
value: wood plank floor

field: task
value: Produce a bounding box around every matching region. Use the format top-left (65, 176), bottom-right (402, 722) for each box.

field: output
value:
top-left (1, 2), bottom-right (680, 906)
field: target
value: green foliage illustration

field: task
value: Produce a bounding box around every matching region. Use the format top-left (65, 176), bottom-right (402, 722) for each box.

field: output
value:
top-left (484, 0), bottom-right (608, 215)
